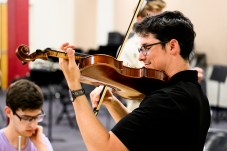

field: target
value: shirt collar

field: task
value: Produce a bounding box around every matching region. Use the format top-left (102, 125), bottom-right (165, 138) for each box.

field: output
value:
top-left (168, 70), bottom-right (198, 85)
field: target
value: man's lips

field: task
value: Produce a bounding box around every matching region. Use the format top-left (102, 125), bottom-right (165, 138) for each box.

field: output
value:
top-left (144, 62), bottom-right (151, 67)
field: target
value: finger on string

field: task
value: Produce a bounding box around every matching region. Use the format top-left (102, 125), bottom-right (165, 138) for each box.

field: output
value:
top-left (67, 48), bottom-right (76, 64)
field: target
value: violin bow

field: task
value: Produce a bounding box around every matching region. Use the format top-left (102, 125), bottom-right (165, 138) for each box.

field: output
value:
top-left (93, 0), bottom-right (145, 116)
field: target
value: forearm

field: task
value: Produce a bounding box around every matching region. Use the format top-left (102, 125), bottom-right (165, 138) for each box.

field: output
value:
top-left (59, 45), bottom-right (127, 150)
top-left (33, 141), bottom-right (49, 151)
top-left (36, 146), bottom-right (48, 151)
top-left (72, 94), bottom-right (112, 151)
top-left (104, 99), bottom-right (129, 123)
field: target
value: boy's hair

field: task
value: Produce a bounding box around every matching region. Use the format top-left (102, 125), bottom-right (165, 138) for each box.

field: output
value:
top-left (6, 79), bottom-right (44, 113)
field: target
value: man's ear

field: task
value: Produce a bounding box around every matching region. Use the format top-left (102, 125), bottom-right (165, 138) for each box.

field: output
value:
top-left (4, 106), bottom-right (12, 117)
top-left (168, 39), bottom-right (180, 55)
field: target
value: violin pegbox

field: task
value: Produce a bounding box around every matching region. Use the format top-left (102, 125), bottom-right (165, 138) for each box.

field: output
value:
top-left (34, 49), bottom-right (50, 61)
top-left (16, 45), bottom-right (49, 64)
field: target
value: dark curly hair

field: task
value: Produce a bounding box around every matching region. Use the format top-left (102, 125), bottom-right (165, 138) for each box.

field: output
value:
top-left (134, 10), bottom-right (196, 60)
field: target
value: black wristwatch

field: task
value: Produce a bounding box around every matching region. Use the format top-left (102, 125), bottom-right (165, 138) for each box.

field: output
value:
top-left (69, 88), bottom-right (85, 102)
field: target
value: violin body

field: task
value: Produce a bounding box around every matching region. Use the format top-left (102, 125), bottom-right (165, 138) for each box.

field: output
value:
top-left (16, 45), bottom-right (168, 100)
top-left (77, 54), bottom-right (167, 100)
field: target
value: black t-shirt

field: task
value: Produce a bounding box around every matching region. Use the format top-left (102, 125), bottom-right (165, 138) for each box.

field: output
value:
top-left (111, 70), bottom-right (211, 151)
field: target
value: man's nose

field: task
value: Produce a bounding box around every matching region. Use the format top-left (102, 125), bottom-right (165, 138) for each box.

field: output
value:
top-left (138, 52), bottom-right (146, 61)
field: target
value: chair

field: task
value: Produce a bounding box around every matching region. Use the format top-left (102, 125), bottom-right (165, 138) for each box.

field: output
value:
top-left (210, 64), bottom-right (227, 122)
top-left (55, 79), bottom-right (77, 128)
top-left (29, 68), bottom-right (65, 141)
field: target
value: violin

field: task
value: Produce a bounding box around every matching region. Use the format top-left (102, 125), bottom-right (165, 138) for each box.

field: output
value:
top-left (16, 44), bottom-right (168, 100)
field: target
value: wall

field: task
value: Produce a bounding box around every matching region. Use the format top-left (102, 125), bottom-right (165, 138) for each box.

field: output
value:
top-left (74, 0), bottom-right (97, 51)
top-left (29, 0), bottom-right (76, 51)
top-left (29, 0), bottom-right (77, 69)
top-left (96, 0), bottom-right (114, 47)
top-left (114, 0), bottom-right (139, 34)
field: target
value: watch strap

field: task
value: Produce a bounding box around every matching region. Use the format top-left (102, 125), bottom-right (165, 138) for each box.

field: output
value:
top-left (70, 88), bottom-right (85, 102)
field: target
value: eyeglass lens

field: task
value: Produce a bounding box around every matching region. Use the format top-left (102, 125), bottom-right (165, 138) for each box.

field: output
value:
top-left (138, 41), bottom-right (167, 56)
top-left (15, 112), bottom-right (45, 123)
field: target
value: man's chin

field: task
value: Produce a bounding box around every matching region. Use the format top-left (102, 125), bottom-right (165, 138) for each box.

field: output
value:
top-left (144, 64), bottom-right (153, 69)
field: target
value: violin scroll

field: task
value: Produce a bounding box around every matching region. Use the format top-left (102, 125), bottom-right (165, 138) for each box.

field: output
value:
top-left (16, 44), bottom-right (49, 64)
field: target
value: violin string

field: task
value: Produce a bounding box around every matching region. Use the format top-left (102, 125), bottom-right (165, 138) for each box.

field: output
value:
top-left (74, 52), bottom-right (92, 57)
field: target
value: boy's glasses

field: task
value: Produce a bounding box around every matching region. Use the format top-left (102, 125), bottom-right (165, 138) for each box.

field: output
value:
top-left (14, 110), bottom-right (45, 123)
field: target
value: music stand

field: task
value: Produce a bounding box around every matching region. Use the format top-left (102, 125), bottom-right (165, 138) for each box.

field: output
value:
top-left (30, 68), bottom-right (65, 142)
top-left (210, 65), bottom-right (227, 122)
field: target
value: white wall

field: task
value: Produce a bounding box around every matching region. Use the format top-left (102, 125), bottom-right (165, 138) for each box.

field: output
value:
top-left (0, 0), bottom-right (7, 3)
top-left (29, 0), bottom-right (76, 69)
top-left (29, 0), bottom-right (76, 51)
top-left (96, 0), bottom-right (114, 46)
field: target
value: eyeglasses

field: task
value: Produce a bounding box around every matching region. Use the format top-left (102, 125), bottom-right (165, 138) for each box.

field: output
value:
top-left (14, 110), bottom-right (46, 123)
top-left (138, 41), bottom-right (168, 56)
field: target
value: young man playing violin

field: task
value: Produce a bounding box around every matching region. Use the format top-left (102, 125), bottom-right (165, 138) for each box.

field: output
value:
top-left (59, 10), bottom-right (211, 151)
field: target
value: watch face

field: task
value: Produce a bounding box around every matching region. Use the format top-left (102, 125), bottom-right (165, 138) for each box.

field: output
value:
top-left (74, 91), bottom-right (79, 95)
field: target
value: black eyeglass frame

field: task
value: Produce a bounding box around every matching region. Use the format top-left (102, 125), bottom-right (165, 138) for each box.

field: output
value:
top-left (138, 41), bottom-right (168, 56)
top-left (14, 110), bottom-right (46, 123)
